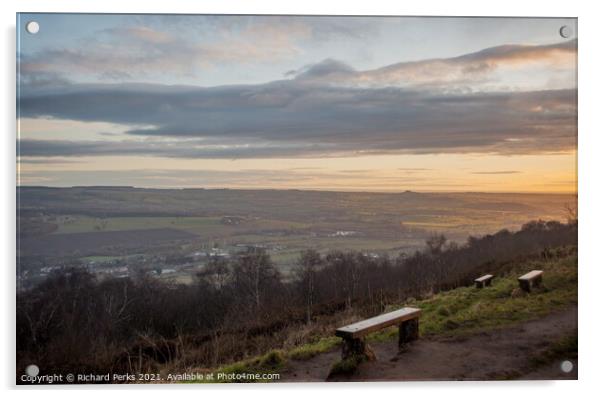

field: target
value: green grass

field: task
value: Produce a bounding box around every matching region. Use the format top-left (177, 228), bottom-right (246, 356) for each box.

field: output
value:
top-left (288, 336), bottom-right (341, 360)
top-left (369, 252), bottom-right (577, 342)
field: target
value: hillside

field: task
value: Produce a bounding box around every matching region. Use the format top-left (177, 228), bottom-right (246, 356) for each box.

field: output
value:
top-left (16, 221), bottom-right (577, 383)
top-left (187, 247), bottom-right (577, 382)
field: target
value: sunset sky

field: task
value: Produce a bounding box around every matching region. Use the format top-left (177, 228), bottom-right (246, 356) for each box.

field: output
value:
top-left (17, 14), bottom-right (577, 193)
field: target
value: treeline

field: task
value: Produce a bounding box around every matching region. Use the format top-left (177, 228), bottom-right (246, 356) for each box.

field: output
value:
top-left (17, 219), bottom-right (577, 377)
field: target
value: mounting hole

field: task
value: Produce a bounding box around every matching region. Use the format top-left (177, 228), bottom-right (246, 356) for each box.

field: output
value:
top-left (560, 360), bottom-right (574, 373)
top-left (26, 21), bottom-right (40, 34)
top-left (559, 25), bottom-right (573, 39)
top-left (25, 364), bottom-right (39, 377)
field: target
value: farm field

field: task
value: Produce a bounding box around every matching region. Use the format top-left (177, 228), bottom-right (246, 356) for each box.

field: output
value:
top-left (19, 228), bottom-right (198, 256)
top-left (17, 187), bottom-right (576, 280)
top-left (54, 216), bottom-right (223, 234)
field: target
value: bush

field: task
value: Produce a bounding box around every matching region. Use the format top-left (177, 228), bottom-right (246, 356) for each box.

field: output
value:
top-left (437, 306), bottom-right (451, 317)
top-left (257, 350), bottom-right (286, 370)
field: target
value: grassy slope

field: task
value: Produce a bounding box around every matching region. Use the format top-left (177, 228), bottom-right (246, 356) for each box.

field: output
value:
top-left (376, 250), bottom-right (577, 340)
top-left (185, 248), bottom-right (577, 382)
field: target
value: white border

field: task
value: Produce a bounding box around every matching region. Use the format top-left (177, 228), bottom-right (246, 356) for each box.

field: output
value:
top-left (3, 1), bottom-right (601, 397)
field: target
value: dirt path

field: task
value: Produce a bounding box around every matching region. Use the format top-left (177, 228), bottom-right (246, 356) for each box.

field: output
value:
top-left (279, 306), bottom-right (577, 382)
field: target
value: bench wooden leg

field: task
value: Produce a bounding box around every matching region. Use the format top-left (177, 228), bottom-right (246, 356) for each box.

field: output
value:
top-left (519, 279), bottom-right (531, 292)
top-left (484, 279), bottom-right (492, 287)
top-left (532, 275), bottom-right (542, 288)
top-left (341, 337), bottom-right (376, 361)
top-left (475, 281), bottom-right (483, 289)
top-left (398, 318), bottom-right (419, 351)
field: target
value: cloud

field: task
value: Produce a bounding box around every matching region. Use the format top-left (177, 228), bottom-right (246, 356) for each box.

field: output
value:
top-left (286, 58), bottom-right (355, 79)
top-left (19, 24), bottom-right (302, 83)
top-left (19, 13), bottom-right (576, 91)
top-left (18, 77), bottom-right (577, 159)
top-left (471, 171), bottom-right (522, 175)
top-left (17, 158), bottom-right (83, 164)
top-left (18, 138), bottom-right (338, 159)
top-left (18, 38), bottom-right (577, 160)
top-left (19, 16), bottom-right (382, 85)
top-left (456, 40), bottom-right (576, 65)
top-left (290, 40), bottom-right (576, 89)
top-left (17, 167), bottom-right (432, 189)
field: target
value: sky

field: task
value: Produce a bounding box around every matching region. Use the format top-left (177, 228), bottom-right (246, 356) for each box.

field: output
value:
top-left (16, 14), bottom-right (578, 193)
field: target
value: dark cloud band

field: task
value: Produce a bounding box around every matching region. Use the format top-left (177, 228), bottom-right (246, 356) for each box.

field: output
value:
top-left (18, 83), bottom-right (576, 158)
top-left (18, 39), bottom-right (577, 159)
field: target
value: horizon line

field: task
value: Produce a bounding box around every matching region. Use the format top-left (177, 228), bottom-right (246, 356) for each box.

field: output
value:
top-left (16, 184), bottom-right (578, 195)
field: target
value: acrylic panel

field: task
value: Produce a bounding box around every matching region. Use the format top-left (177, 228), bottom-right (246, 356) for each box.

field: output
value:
top-left (16, 13), bottom-right (578, 384)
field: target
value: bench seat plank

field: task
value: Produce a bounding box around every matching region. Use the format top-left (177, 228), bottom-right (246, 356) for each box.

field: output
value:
top-left (336, 307), bottom-right (421, 339)
top-left (519, 270), bottom-right (543, 281)
top-left (475, 274), bottom-right (493, 282)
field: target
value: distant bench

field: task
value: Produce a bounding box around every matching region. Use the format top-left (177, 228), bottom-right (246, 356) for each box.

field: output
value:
top-left (335, 307), bottom-right (421, 360)
top-left (518, 270), bottom-right (544, 292)
top-left (474, 274), bottom-right (494, 288)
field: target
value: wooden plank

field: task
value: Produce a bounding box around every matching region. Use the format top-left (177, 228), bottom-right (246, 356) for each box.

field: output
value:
top-left (475, 274), bottom-right (493, 282)
top-left (336, 307), bottom-right (421, 339)
top-left (518, 270), bottom-right (543, 281)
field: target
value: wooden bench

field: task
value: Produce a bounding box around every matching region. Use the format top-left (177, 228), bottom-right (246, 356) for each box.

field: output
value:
top-left (335, 307), bottom-right (421, 360)
top-left (518, 270), bottom-right (544, 292)
top-left (474, 274), bottom-right (494, 288)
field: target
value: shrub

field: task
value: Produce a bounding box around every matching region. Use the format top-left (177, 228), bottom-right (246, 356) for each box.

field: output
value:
top-left (437, 306), bottom-right (451, 317)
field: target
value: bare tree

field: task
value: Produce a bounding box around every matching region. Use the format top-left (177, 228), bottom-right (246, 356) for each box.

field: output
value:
top-left (232, 247), bottom-right (281, 315)
top-left (293, 249), bottom-right (322, 323)
top-left (564, 198), bottom-right (578, 225)
top-left (196, 256), bottom-right (231, 290)
top-left (426, 234), bottom-right (447, 255)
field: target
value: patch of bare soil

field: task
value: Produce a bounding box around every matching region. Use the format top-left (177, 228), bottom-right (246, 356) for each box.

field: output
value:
top-left (279, 306), bottom-right (577, 382)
